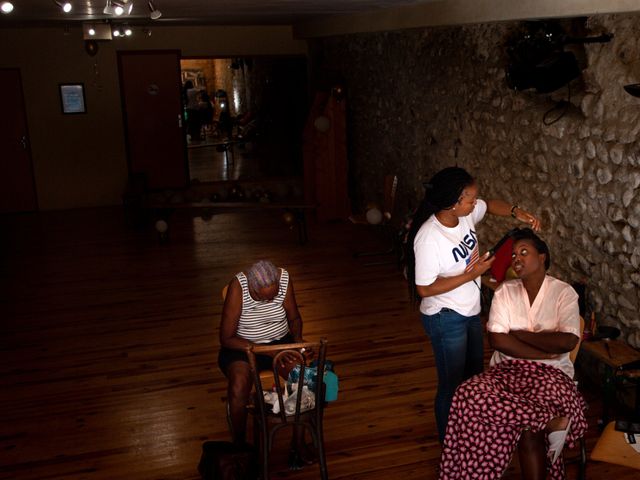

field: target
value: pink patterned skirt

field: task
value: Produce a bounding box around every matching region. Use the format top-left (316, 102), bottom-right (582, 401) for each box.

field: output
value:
top-left (439, 359), bottom-right (587, 480)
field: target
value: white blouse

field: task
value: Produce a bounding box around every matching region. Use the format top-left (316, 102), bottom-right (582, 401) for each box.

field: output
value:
top-left (487, 275), bottom-right (580, 378)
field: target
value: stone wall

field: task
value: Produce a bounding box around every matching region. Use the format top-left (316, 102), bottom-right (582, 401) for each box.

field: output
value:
top-left (314, 14), bottom-right (640, 345)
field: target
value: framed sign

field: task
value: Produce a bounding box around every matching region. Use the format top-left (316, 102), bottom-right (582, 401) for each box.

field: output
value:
top-left (59, 83), bottom-right (86, 114)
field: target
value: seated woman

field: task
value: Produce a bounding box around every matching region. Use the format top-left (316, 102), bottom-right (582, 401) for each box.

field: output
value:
top-left (219, 260), bottom-right (304, 445)
top-left (439, 229), bottom-right (587, 480)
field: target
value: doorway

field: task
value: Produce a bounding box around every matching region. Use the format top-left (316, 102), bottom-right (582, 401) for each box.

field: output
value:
top-left (180, 57), bottom-right (308, 185)
top-left (0, 69), bottom-right (38, 213)
top-left (118, 50), bottom-right (188, 190)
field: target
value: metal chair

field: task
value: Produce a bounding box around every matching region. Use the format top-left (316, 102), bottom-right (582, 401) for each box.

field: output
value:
top-left (246, 339), bottom-right (329, 480)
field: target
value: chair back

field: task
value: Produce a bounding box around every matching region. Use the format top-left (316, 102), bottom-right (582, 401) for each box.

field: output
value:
top-left (246, 339), bottom-right (328, 425)
top-left (570, 315), bottom-right (585, 364)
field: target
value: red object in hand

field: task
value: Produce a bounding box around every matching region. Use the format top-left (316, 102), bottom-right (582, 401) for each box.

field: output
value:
top-left (490, 237), bottom-right (514, 283)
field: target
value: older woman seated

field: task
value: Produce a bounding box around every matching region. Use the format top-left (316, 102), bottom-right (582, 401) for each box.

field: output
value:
top-left (219, 260), bottom-right (304, 445)
top-left (439, 229), bottom-right (587, 480)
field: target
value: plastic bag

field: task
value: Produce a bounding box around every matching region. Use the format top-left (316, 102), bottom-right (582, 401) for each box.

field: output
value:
top-left (287, 359), bottom-right (338, 402)
top-left (284, 384), bottom-right (315, 415)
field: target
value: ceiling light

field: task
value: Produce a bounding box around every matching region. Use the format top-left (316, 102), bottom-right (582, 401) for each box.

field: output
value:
top-left (88, 27), bottom-right (96, 35)
top-left (124, 27), bottom-right (132, 36)
top-left (112, 26), bottom-right (121, 36)
top-left (54, 1), bottom-right (72, 13)
top-left (1, 1), bottom-right (14, 13)
top-left (112, 0), bottom-right (133, 15)
top-left (122, 0), bottom-right (134, 15)
top-left (148, 0), bottom-right (161, 20)
top-left (103, 0), bottom-right (115, 15)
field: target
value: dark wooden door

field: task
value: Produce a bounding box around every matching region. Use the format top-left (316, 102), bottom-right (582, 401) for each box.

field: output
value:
top-left (118, 51), bottom-right (188, 189)
top-left (0, 69), bottom-right (37, 213)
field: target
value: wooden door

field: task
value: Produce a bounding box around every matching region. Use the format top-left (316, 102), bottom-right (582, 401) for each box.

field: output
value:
top-left (0, 69), bottom-right (37, 213)
top-left (118, 51), bottom-right (188, 189)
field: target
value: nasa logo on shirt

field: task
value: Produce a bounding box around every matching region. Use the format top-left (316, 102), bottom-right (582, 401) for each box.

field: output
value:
top-left (451, 229), bottom-right (478, 264)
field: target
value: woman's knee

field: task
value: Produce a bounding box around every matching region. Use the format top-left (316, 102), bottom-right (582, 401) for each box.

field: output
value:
top-left (227, 364), bottom-right (253, 401)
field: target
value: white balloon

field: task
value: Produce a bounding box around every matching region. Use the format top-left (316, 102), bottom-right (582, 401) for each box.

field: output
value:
top-left (366, 208), bottom-right (383, 225)
top-left (314, 115), bottom-right (331, 132)
top-left (155, 220), bottom-right (168, 233)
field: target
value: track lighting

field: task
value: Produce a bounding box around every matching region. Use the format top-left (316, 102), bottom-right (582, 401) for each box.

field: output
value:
top-left (103, 0), bottom-right (115, 15)
top-left (112, 0), bottom-right (133, 16)
top-left (1, 1), bottom-right (14, 14)
top-left (112, 24), bottom-right (133, 38)
top-left (54, 1), bottom-right (72, 13)
top-left (148, 0), bottom-right (161, 20)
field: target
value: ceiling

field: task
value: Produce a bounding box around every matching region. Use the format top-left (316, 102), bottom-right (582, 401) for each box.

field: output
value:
top-left (1, 0), bottom-right (638, 38)
top-left (0, 0), bottom-right (436, 26)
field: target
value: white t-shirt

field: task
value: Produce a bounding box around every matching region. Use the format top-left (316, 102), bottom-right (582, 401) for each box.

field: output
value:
top-left (414, 199), bottom-right (487, 316)
top-left (487, 275), bottom-right (580, 378)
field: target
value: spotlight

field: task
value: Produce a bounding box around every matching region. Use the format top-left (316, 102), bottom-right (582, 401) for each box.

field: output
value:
top-left (112, 0), bottom-right (133, 15)
top-left (124, 27), bottom-right (132, 36)
top-left (113, 26), bottom-right (121, 37)
top-left (148, 0), bottom-right (161, 20)
top-left (103, 0), bottom-right (115, 15)
top-left (1, 1), bottom-right (14, 13)
top-left (123, 0), bottom-right (134, 15)
top-left (54, 1), bottom-right (72, 13)
top-left (88, 27), bottom-right (96, 35)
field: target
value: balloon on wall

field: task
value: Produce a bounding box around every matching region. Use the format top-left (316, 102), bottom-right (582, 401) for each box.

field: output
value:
top-left (314, 115), bottom-right (331, 133)
top-left (366, 208), bottom-right (383, 225)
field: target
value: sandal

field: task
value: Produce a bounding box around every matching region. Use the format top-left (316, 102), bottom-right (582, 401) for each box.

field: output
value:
top-left (548, 417), bottom-right (572, 465)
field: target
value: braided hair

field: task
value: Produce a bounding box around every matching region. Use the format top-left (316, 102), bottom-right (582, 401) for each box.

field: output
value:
top-left (405, 167), bottom-right (475, 303)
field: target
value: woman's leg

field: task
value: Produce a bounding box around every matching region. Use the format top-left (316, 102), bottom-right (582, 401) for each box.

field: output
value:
top-left (421, 310), bottom-right (471, 443)
top-left (518, 430), bottom-right (546, 480)
top-left (225, 361), bottom-right (253, 444)
top-left (518, 417), bottom-right (569, 479)
top-left (464, 313), bottom-right (484, 378)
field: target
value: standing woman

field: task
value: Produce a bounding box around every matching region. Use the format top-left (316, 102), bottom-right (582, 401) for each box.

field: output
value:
top-left (405, 166), bottom-right (540, 442)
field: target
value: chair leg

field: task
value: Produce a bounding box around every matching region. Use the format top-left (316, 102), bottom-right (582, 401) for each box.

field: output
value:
top-left (316, 421), bottom-right (328, 480)
top-left (579, 436), bottom-right (587, 480)
top-left (261, 427), bottom-right (269, 480)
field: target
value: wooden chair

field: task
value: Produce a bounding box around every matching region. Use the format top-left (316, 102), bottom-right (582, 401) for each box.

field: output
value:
top-left (246, 339), bottom-right (329, 480)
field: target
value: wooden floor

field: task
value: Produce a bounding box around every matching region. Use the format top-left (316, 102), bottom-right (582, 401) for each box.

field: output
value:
top-left (0, 207), bottom-right (637, 479)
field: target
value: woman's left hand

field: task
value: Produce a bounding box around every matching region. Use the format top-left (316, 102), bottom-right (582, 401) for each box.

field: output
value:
top-left (514, 207), bottom-right (541, 231)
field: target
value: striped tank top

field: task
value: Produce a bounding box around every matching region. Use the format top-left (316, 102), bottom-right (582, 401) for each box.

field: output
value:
top-left (235, 268), bottom-right (290, 343)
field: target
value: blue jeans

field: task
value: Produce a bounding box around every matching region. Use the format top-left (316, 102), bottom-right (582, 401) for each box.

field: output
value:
top-left (421, 308), bottom-right (484, 443)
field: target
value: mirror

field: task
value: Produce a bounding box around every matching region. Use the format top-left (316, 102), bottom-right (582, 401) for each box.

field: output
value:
top-left (180, 56), bottom-right (308, 187)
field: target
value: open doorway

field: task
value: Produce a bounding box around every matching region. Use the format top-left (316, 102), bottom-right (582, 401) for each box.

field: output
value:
top-left (180, 57), bottom-right (308, 186)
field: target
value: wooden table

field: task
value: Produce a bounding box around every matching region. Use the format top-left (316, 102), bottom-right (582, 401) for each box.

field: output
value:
top-left (581, 339), bottom-right (640, 424)
top-left (591, 420), bottom-right (640, 470)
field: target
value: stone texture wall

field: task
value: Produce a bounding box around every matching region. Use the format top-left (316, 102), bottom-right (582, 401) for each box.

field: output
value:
top-left (314, 14), bottom-right (640, 345)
